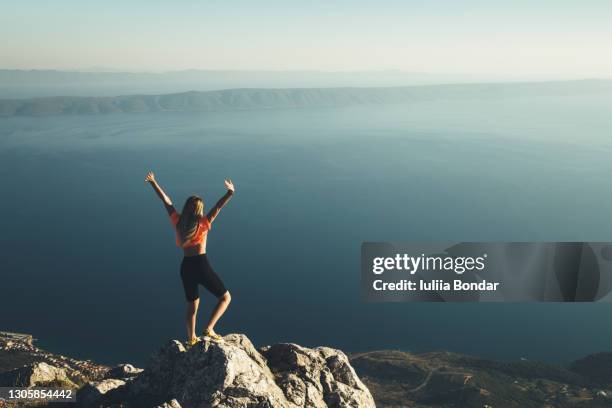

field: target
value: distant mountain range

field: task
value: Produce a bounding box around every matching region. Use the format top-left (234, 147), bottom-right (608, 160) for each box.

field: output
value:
top-left (1, 80), bottom-right (611, 118)
top-left (3, 69), bottom-right (610, 99)
top-left (0, 69), bottom-right (535, 98)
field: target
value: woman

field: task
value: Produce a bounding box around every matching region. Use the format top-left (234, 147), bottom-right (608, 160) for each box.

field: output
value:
top-left (145, 171), bottom-right (234, 346)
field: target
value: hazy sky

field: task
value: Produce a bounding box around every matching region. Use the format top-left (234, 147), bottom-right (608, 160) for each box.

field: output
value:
top-left (2, 1), bottom-right (611, 78)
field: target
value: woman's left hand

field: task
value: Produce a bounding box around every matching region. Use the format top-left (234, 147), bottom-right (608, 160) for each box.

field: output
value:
top-left (224, 179), bottom-right (235, 193)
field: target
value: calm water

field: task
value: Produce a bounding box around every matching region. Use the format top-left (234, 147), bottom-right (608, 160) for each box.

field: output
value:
top-left (2, 94), bottom-right (612, 366)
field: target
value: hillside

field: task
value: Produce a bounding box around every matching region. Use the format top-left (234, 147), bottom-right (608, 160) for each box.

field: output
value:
top-left (352, 350), bottom-right (612, 407)
top-left (1, 80), bottom-right (611, 117)
top-left (1, 331), bottom-right (612, 407)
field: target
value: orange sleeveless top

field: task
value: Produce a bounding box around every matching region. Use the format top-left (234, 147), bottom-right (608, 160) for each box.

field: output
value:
top-left (169, 212), bottom-right (211, 248)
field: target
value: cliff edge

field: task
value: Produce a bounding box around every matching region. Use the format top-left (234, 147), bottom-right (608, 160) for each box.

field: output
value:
top-left (85, 333), bottom-right (375, 408)
top-left (0, 332), bottom-right (375, 408)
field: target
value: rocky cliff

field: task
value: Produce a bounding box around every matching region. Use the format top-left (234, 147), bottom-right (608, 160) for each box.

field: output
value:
top-left (0, 332), bottom-right (374, 408)
top-left (3, 331), bottom-right (612, 407)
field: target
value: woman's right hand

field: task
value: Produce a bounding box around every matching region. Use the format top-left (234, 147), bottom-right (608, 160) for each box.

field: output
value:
top-left (145, 171), bottom-right (156, 183)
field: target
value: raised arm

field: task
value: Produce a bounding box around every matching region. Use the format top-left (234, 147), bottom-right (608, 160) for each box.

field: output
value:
top-left (207, 179), bottom-right (235, 223)
top-left (145, 171), bottom-right (175, 215)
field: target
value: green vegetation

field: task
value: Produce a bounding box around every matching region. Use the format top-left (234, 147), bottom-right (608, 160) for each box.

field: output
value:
top-left (350, 350), bottom-right (612, 408)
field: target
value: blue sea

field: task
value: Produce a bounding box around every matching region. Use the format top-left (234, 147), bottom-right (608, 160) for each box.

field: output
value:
top-left (2, 93), bottom-right (612, 366)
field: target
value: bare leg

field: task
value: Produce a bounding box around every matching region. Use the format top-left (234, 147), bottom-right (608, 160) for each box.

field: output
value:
top-left (205, 291), bottom-right (231, 334)
top-left (186, 298), bottom-right (200, 341)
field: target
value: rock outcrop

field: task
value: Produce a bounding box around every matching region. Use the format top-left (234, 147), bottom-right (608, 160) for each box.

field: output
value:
top-left (261, 343), bottom-right (374, 407)
top-left (105, 363), bottom-right (144, 381)
top-left (78, 378), bottom-right (127, 406)
top-left (0, 361), bottom-right (75, 388)
top-left (80, 333), bottom-right (375, 408)
top-left (0, 331), bottom-right (109, 385)
top-left (5, 330), bottom-right (612, 407)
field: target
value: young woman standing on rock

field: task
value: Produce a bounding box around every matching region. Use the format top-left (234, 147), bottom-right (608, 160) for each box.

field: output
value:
top-left (145, 171), bottom-right (234, 346)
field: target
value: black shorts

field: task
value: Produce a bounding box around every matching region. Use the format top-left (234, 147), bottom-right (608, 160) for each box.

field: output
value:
top-left (180, 254), bottom-right (227, 302)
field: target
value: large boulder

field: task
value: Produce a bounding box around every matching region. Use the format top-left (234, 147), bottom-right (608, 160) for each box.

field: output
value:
top-left (0, 362), bottom-right (75, 388)
top-left (105, 363), bottom-right (143, 381)
top-left (261, 343), bottom-right (376, 408)
top-left (127, 334), bottom-right (290, 407)
top-left (77, 378), bottom-right (126, 407)
top-left (113, 333), bottom-right (375, 407)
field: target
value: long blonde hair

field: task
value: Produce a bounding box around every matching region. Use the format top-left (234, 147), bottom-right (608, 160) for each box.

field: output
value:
top-left (176, 196), bottom-right (205, 246)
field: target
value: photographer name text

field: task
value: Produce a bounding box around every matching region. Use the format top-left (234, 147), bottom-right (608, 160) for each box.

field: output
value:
top-left (371, 253), bottom-right (500, 292)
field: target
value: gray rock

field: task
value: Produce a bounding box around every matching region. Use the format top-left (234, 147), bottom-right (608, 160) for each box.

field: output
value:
top-left (77, 378), bottom-right (126, 407)
top-left (261, 343), bottom-right (376, 408)
top-left (0, 362), bottom-right (73, 387)
top-left (105, 363), bottom-right (143, 380)
top-left (127, 335), bottom-right (289, 407)
top-left (121, 333), bottom-right (375, 408)
top-left (155, 399), bottom-right (182, 408)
